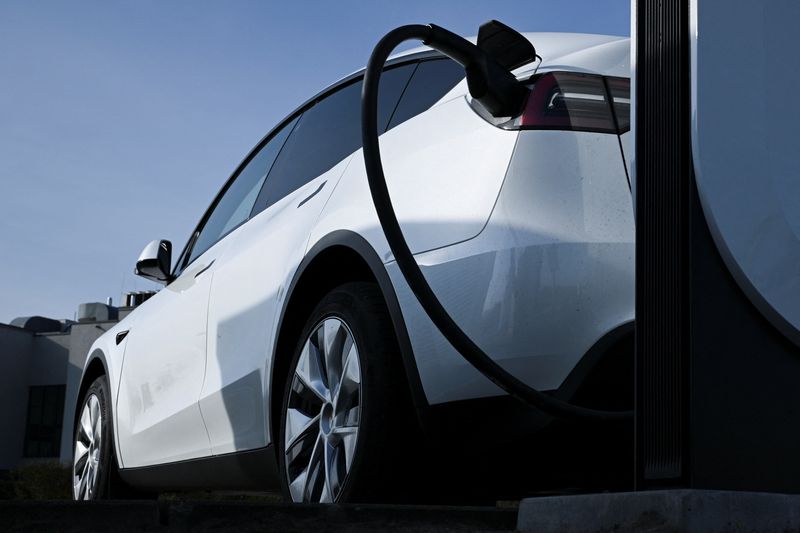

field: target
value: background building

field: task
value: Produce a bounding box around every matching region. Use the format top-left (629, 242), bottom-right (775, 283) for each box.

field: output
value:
top-left (0, 295), bottom-right (151, 472)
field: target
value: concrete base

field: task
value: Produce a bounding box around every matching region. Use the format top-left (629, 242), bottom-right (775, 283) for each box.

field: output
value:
top-left (0, 501), bottom-right (517, 532)
top-left (517, 489), bottom-right (800, 532)
top-left (5, 490), bottom-right (800, 532)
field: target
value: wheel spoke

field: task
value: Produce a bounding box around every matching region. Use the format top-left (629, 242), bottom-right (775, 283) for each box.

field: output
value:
top-left (74, 441), bottom-right (89, 466)
top-left (288, 467), bottom-right (308, 502)
top-left (330, 425), bottom-right (358, 473)
top-left (89, 397), bottom-right (100, 430)
top-left (303, 433), bottom-right (325, 502)
top-left (79, 457), bottom-right (90, 500)
top-left (335, 402), bottom-right (360, 429)
top-left (87, 462), bottom-right (96, 498)
top-left (333, 342), bottom-right (359, 410)
top-left (73, 447), bottom-right (89, 476)
top-left (330, 426), bottom-right (358, 437)
top-left (295, 340), bottom-right (330, 402)
top-left (313, 325), bottom-right (330, 391)
top-left (323, 319), bottom-right (348, 399)
top-left (80, 407), bottom-right (93, 443)
top-left (285, 409), bottom-right (320, 453)
top-left (341, 431), bottom-right (358, 471)
top-left (92, 402), bottom-right (102, 443)
top-left (320, 439), bottom-right (334, 503)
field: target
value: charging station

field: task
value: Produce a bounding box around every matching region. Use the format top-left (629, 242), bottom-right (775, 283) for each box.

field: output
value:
top-left (635, 0), bottom-right (800, 493)
top-left (361, 1), bottom-right (800, 523)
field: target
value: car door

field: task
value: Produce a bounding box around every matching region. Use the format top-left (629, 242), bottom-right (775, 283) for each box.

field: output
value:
top-left (115, 124), bottom-right (295, 468)
top-left (199, 63), bottom-right (417, 455)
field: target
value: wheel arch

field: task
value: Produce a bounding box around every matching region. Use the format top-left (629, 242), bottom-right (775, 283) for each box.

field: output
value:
top-left (556, 320), bottom-right (635, 410)
top-left (72, 349), bottom-right (127, 470)
top-left (268, 230), bottom-right (426, 448)
top-left (74, 350), bottom-right (109, 432)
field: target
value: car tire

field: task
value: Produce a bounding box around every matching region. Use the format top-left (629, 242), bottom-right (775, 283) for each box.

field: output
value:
top-left (278, 282), bottom-right (415, 503)
top-left (72, 376), bottom-right (115, 500)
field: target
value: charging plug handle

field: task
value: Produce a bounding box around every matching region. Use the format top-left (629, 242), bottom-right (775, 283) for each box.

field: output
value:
top-left (425, 22), bottom-right (531, 117)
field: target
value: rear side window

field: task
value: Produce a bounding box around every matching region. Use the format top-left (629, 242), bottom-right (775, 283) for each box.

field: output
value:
top-left (185, 116), bottom-right (297, 265)
top-left (387, 58), bottom-right (465, 130)
top-left (253, 63), bottom-right (416, 212)
top-left (606, 77), bottom-right (630, 133)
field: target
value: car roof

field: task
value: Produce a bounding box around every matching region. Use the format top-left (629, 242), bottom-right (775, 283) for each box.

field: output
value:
top-left (391, 32), bottom-right (630, 79)
top-left (303, 32), bottom-right (629, 121)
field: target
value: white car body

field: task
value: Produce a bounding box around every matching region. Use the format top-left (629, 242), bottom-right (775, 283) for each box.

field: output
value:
top-left (77, 32), bottom-right (633, 488)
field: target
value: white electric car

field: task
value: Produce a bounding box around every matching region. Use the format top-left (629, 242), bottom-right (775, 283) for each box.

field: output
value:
top-left (72, 32), bottom-right (633, 503)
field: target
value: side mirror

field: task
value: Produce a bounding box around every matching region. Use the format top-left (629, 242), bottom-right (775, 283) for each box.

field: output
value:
top-left (135, 240), bottom-right (173, 283)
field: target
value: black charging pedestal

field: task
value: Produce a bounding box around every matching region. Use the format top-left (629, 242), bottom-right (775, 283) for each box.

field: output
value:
top-left (635, 0), bottom-right (800, 493)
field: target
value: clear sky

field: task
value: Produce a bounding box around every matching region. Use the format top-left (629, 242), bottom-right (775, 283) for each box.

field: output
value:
top-left (0, 1), bottom-right (629, 323)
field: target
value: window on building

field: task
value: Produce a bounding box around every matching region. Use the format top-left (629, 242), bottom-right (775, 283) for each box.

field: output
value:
top-left (23, 385), bottom-right (66, 458)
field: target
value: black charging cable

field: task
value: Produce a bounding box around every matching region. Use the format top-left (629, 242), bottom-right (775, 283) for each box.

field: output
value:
top-left (361, 23), bottom-right (633, 422)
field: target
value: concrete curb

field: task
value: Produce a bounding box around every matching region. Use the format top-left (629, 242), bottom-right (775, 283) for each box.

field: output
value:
top-left (517, 489), bottom-right (800, 532)
top-left (0, 501), bottom-right (517, 532)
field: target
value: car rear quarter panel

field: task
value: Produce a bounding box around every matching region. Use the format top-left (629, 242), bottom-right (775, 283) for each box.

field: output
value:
top-left (309, 95), bottom-right (519, 261)
top-left (390, 130), bottom-right (635, 404)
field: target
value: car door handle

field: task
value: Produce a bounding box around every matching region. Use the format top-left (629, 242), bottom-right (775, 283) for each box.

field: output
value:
top-left (194, 259), bottom-right (215, 278)
top-left (297, 181), bottom-right (327, 208)
top-left (116, 330), bottom-right (130, 345)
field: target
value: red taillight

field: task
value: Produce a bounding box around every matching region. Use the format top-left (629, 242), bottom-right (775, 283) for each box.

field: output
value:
top-left (503, 72), bottom-right (628, 134)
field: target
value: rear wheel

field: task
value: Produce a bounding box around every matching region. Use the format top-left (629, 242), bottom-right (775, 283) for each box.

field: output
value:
top-left (278, 282), bottom-right (415, 503)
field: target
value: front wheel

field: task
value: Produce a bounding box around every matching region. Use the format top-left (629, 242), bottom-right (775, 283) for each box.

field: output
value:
top-left (278, 282), bottom-right (415, 503)
top-left (72, 376), bottom-right (113, 500)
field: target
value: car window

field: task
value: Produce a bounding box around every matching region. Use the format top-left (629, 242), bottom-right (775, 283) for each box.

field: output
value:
top-left (606, 77), bottom-right (630, 133)
top-left (252, 63), bottom-right (416, 213)
top-left (185, 116), bottom-right (298, 266)
top-left (387, 58), bottom-right (465, 130)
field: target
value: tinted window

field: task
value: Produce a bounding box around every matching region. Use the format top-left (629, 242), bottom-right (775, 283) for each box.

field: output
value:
top-left (186, 116), bottom-right (297, 265)
top-left (606, 77), bottom-right (630, 133)
top-left (254, 63), bottom-right (415, 212)
top-left (387, 58), bottom-right (464, 130)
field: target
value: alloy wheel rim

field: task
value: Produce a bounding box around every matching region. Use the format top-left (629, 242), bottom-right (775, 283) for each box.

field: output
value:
top-left (284, 317), bottom-right (362, 502)
top-left (73, 393), bottom-right (102, 500)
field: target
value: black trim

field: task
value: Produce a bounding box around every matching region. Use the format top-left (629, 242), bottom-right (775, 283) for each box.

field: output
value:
top-left (296, 180), bottom-right (327, 208)
top-left (118, 446), bottom-right (279, 491)
top-left (421, 393), bottom-right (554, 445)
top-left (271, 231), bottom-right (428, 427)
top-left (193, 259), bottom-right (215, 278)
top-left (635, 0), bottom-right (692, 487)
top-left (418, 322), bottom-right (634, 443)
top-left (555, 321), bottom-right (634, 402)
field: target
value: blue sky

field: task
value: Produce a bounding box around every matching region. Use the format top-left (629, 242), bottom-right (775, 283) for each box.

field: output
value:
top-left (0, 1), bottom-right (629, 323)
